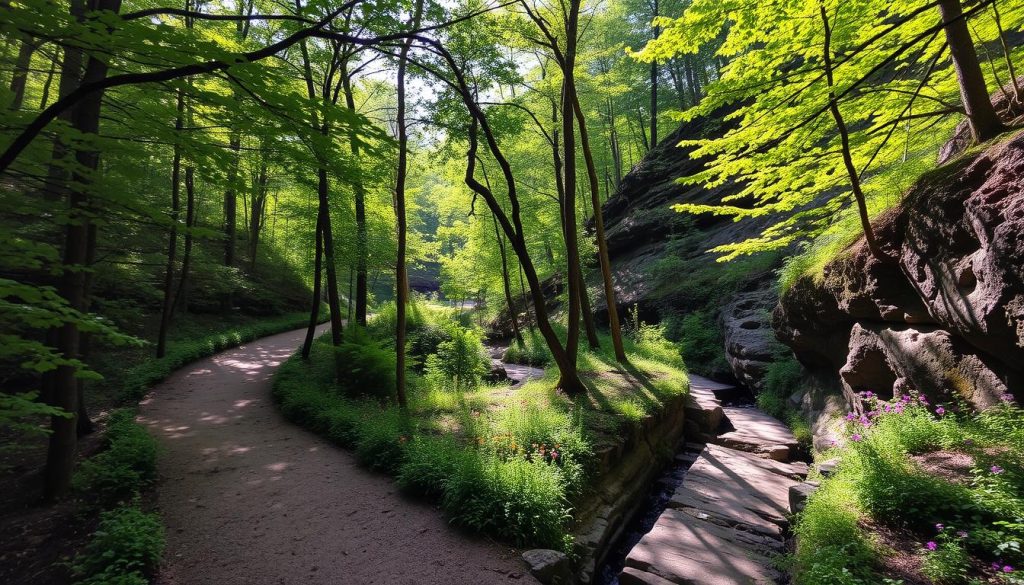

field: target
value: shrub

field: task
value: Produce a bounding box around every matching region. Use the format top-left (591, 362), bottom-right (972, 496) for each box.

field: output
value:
top-left (72, 506), bottom-right (164, 584)
top-left (396, 435), bottom-right (468, 498)
top-left (676, 310), bottom-right (729, 375)
top-left (73, 409), bottom-right (158, 509)
top-left (922, 538), bottom-right (970, 585)
top-left (443, 453), bottom-right (571, 550)
top-left (424, 325), bottom-right (489, 391)
top-left (335, 327), bottom-right (396, 400)
top-left (353, 406), bottom-right (411, 473)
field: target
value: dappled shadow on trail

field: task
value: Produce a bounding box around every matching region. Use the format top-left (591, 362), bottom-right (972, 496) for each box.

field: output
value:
top-left (139, 324), bottom-right (535, 585)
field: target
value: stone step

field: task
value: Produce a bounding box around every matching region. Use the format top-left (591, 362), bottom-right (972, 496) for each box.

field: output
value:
top-left (683, 376), bottom-right (727, 437)
top-left (621, 444), bottom-right (805, 585)
top-left (624, 508), bottom-right (781, 585)
top-left (714, 406), bottom-right (800, 461)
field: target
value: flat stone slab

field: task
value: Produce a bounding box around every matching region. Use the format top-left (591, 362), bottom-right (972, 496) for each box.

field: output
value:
top-left (684, 375), bottom-right (727, 433)
top-left (625, 508), bottom-right (780, 585)
top-left (717, 406), bottom-right (799, 458)
top-left (676, 444), bottom-right (804, 529)
top-left (621, 444), bottom-right (806, 585)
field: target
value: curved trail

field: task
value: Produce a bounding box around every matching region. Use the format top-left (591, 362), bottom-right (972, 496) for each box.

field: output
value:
top-left (139, 325), bottom-right (536, 585)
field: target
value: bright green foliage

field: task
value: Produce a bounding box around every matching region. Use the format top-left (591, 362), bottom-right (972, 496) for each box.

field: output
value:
top-left (636, 0), bottom-right (1018, 264)
top-left (424, 326), bottom-right (489, 391)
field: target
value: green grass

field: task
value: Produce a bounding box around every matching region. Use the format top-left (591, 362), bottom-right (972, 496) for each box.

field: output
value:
top-left (794, 395), bottom-right (1024, 584)
top-left (272, 305), bottom-right (690, 552)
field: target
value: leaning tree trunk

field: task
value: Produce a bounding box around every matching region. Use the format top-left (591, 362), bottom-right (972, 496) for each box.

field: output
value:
top-left (8, 37), bottom-right (37, 111)
top-left (572, 90), bottom-right (627, 361)
top-left (937, 0), bottom-right (1005, 142)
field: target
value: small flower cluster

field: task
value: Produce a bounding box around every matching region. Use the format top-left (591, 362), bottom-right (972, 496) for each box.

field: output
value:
top-left (484, 433), bottom-right (561, 464)
top-left (992, 562), bottom-right (1015, 573)
top-left (842, 391), bottom-right (940, 440)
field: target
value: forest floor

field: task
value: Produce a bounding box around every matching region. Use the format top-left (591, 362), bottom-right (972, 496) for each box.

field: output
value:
top-left (138, 324), bottom-right (536, 585)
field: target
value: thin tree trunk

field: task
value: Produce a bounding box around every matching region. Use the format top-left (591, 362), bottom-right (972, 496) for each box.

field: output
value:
top-left (222, 131), bottom-right (240, 268)
top-left (494, 213), bottom-right (523, 345)
top-left (394, 0), bottom-right (422, 408)
top-left (156, 86), bottom-right (186, 358)
top-left (518, 262), bottom-right (534, 332)
top-left (991, 1), bottom-right (1020, 104)
top-left (937, 0), bottom-right (1004, 142)
top-left (302, 215), bottom-right (323, 359)
top-left (571, 91), bottom-right (626, 361)
top-left (341, 65), bottom-right (369, 327)
top-left (174, 165), bottom-right (195, 314)
top-left (820, 4), bottom-right (883, 260)
top-left (39, 53), bottom-right (58, 109)
top-left (249, 158), bottom-right (268, 271)
top-left (8, 38), bottom-right (37, 111)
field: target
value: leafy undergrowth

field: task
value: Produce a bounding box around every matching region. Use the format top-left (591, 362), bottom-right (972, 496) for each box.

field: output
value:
top-left (70, 409), bottom-right (164, 585)
top-left (272, 302), bottom-right (689, 552)
top-left (794, 392), bottom-right (1024, 585)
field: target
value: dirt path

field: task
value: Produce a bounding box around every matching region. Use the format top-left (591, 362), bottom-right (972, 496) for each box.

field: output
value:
top-left (139, 325), bottom-right (537, 585)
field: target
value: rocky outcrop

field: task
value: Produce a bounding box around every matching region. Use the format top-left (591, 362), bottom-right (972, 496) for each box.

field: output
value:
top-left (776, 130), bottom-right (1024, 414)
top-left (722, 288), bottom-right (784, 391)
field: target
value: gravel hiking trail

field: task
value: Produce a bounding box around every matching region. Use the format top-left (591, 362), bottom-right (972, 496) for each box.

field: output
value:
top-left (138, 325), bottom-right (537, 585)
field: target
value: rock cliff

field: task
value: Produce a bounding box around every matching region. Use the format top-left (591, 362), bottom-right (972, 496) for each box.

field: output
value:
top-left (776, 130), bottom-right (1024, 428)
top-left (597, 109), bottom-right (786, 382)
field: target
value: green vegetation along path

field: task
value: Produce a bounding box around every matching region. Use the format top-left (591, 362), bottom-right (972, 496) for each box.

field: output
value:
top-left (138, 325), bottom-right (536, 585)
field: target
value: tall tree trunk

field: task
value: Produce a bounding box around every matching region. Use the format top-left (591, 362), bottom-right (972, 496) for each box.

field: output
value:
top-left (937, 0), bottom-right (1004, 142)
top-left (45, 0), bottom-right (122, 501)
top-left (9, 38), bottom-right (37, 111)
top-left (560, 6), bottom-right (584, 371)
top-left (518, 263), bottom-right (534, 332)
top-left (39, 54), bottom-right (58, 109)
top-left (394, 0), bottom-right (423, 407)
top-left (249, 158), bottom-right (268, 271)
top-left (156, 86), bottom-right (186, 358)
top-left (222, 131), bottom-right (240, 268)
top-left (317, 166), bottom-right (344, 351)
top-left (820, 4), bottom-right (883, 260)
top-left (302, 215), bottom-right (323, 359)
top-left (571, 91), bottom-right (626, 361)
top-left (684, 55), bottom-right (700, 106)
top-left (174, 164), bottom-right (195, 314)
top-left (340, 65), bottom-right (369, 327)
top-left (649, 0), bottom-right (659, 147)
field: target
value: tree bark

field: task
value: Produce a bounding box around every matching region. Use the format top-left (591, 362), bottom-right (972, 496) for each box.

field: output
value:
top-left (494, 214), bottom-right (524, 345)
top-left (937, 0), bottom-right (1004, 142)
top-left (9, 38), bottom-right (37, 111)
top-left (45, 0), bottom-right (122, 501)
top-left (156, 85), bottom-right (186, 358)
top-left (302, 214), bottom-right (323, 359)
top-left (394, 0), bottom-right (423, 407)
top-left (248, 157), bottom-right (268, 271)
top-left (341, 64), bottom-right (369, 327)
top-left (571, 91), bottom-right (626, 361)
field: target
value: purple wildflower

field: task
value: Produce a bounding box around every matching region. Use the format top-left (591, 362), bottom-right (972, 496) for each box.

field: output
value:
top-left (991, 465), bottom-right (1005, 474)
top-left (1001, 393), bottom-right (1015, 403)
top-left (1004, 566), bottom-right (1014, 573)
top-left (851, 433), bottom-right (862, 442)
top-left (957, 531), bottom-right (968, 538)
top-left (936, 406), bottom-right (946, 416)
top-left (926, 541), bottom-right (938, 551)
top-left (935, 523), bottom-right (944, 532)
